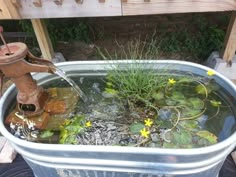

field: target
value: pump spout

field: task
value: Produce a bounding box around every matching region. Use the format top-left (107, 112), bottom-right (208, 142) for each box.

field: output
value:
top-left (0, 42), bottom-right (57, 117)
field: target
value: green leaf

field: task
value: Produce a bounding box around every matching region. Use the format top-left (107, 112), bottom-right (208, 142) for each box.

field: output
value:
top-left (188, 98), bottom-right (204, 110)
top-left (172, 131), bottom-right (192, 145)
top-left (129, 122), bottom-right (145, 134)
top-left (104, 88), bottom-right (118, 95)
top-left (196, 130), bottom-right (217, 144)
top-left (195, 84), bottom-right (207, 95)
top-left (178, 77), bottom-right (194, 83)
top-left (165, 99), bottom-right (177, 106)
top-left (179, 120), bottom-right (199, 130)
top-left (152, 91), bottom-right (164, 100)
top-left (181, 108), bottom-right (202, 117)
top-left (171, 91), bottom-right (185, 100)
top-left (210, 100), bottom-right (222, 107)
top-left (163, 142), bottom-right (177, 148)
top-left (40, 130), bottom-right (54, 138)
top-left (106, 82), bottom-right (113, 87)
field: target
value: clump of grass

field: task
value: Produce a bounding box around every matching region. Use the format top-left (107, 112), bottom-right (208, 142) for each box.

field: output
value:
top-left (97, 33), bottom-right (160, 60)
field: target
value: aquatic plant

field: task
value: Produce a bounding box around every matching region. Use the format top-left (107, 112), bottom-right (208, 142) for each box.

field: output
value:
top-left (104, 64), bottom-right (224, 148)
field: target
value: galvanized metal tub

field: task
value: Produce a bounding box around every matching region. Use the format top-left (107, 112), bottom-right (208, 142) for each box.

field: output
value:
top-left (0, 60), bottom-right (236, 177)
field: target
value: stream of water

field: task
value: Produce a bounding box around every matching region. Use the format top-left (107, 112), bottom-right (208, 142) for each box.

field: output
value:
top-left (54, 67), bottom-right (88, 102)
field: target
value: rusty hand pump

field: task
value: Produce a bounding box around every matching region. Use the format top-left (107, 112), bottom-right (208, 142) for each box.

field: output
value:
top-left (0, 26), bottom-right (56, 117)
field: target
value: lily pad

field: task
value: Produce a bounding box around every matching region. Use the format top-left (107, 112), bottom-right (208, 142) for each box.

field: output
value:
top-left (210, 100), bottom-right (222, 107)
top-left (195, 84), bottom-right (207, 95)
top-left (188, 98), bottom-right (204, 110)
top-left (152, 91), bottom-right (164, 100)
top-left (172, 130), bottom-right (192, 145)
top-left (196, 130), bottom-right (218, 144)
top-left (178, 120), bottom-right (199, 130)
top-left (129, 122), bottom-right (145, 134)
top-left (181, 108), bottom-right (202, 117)
top-left (171, 91), bottom-right (185, 100)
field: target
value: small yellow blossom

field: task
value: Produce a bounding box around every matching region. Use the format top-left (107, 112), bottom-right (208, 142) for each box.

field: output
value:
top-left (168, 78), bottom-right (176, 85)
top-left (140, 128), bottom-right (150, 138)
top-left (207, 70), bottom-right (215, 76)
top-left (85, 121), bottom-right (92, 127)
top-left (144, 118), bottom-right (153, 127)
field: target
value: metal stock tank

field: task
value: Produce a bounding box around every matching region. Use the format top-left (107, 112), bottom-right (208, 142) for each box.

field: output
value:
top-left (0, 60), bottom-right (236, 177)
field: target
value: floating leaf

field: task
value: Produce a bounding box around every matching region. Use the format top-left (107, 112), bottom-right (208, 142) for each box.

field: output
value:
top-left (177, 99), bottom-right (189, 106)
top-left (129, 122), bottom-right (145, 134)
top-left (196, 130), bottom-right (217, 144)
top-left (152, 91), bottom-right (164, 100)
top-left (172, 130), bottom-right (192, 145)
top-left (171, 91), bottom-right (185, 100)
top-left (178, 77), bottom-right (193, 83)
top-left (195, 84), bottom-right (207, 95)
top-left (104, 88), bottom-right (118, 95)
top-left (179, 120), bottom-right (199, 130)
top-left (156, 120), bottom-right (173, 129)
top-left (181, 108), bottom-right (202, 117)
top-left (163, 142), bottom-right (177, 148)
top-left (40, 130), bottom-right (54, 138)
top-left (165, 99), bottom-right (177, 106)
top-left (188, 98), bottom-right (204, 110)
top-left (210, 100), bottom-right (222, 107)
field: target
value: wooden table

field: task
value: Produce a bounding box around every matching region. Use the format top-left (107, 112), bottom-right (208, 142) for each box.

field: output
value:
top-left (0, 0), bottom-right (236, 62)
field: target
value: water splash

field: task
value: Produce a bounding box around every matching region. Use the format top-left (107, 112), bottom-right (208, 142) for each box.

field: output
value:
top-left (54, 67), bottom-right (88, 102)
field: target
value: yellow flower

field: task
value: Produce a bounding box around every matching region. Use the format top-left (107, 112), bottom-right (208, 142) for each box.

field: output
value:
top-left (168, 78), bottom-right (176, 85)
top-left (140, 128), bottom-right (150, 138)
top-left (144, 118), bottom-right (153, 127)
top-left (207, 70), bottom-right (215, 76)
top-left (85, 121), bottom-right (92, 127)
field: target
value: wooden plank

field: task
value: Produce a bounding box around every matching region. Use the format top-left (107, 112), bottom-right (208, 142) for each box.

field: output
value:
top-left (31, 19), bottom-right (54, 61)
top-left (54, 0), bottom-right (63, 6)
top-left (33, 0), bottom-right (42, 7)
top-left (122, 0), bottom-right (236, 16)
top-left (16, 0), bottom-right (121, 19)
top-left (11, 0), bottom-right (22, 8)
top-left (75, 0), bottom-right (83, 4)
top-left (221, 11), bottom-right (236, 63)
top-left (0, 0), bottom-right (21, 19)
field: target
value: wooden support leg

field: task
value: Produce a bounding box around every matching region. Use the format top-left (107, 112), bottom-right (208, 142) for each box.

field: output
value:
top-left (221, 11), bottom-right (236, 64)
top-left (31, 19), bottom-right (54, 61)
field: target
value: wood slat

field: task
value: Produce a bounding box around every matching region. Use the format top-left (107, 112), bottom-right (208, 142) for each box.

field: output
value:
top-left (122, 0), bottom-right (236, 16)
top-left (33, 0), bottom-right (42, 7)
top-left (0, 0), bottom-right (21, 19)
top-left (221, 11), bottom-right (236, 63)
top-left (16, 0), bottom-right (121, 19)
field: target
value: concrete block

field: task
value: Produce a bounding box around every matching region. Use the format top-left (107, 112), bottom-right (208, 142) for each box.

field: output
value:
top-left (204, 51), bottom-right (236, 80)
top-left (52, 52), bottom-right (66, 63)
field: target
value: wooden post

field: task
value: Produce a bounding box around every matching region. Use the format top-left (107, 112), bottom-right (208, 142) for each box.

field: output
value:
top-left (221, 11), bottom-right (236, 63)
top-left (31, 19), bottom-right (55, 61)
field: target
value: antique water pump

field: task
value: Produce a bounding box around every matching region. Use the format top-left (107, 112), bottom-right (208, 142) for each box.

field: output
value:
top-left (0, 26), bottom-right (55, 117)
